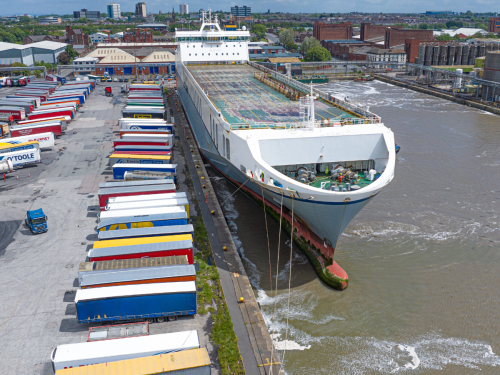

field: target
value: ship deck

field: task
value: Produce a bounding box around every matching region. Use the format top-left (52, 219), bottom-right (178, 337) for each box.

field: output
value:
top-left (187, 64), bottom-right (356, 128)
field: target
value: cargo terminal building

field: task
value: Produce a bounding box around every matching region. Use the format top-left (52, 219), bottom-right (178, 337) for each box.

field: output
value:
top-left (0, 41), bottom-right (67, 65)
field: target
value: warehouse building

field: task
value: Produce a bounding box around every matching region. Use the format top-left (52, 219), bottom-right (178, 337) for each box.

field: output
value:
top-left (0, 41), bottom-right (67, 66)
top-left (93, 49), bottom-right (175, 76)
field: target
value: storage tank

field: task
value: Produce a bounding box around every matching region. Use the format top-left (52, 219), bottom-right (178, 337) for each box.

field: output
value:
top-left (448, 46), bottom-right (455, 66)
top-left (432, 46), bottom-right (439, 65)
top-left (418, 45), bottom-right (426, 65)
top-left (482, 51), bottom-right (500, 100)
top-left (455, 45), bottom-right (463, 65)
top-left (454, 68), bottom-right (463, 89)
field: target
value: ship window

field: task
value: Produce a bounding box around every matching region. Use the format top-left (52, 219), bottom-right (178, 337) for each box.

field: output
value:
top-left (237, 53), bottom-right (239, 55)
top-left (233, 53), bottom-right (235, 55)
top-left (226, 138), bottom-right (230, 160)
top-left (195, 53), bottom-right (197, 56)
top-left (216, 53), bottom-right (218, 55)
top-left (202, 53), bottom-right (204, 56)
top-left (208, 53), bottom-right (210, 56)
top-left (189, 53), bottom-right (191, 56)
top-left (187, 45), bottom-right (189, 48)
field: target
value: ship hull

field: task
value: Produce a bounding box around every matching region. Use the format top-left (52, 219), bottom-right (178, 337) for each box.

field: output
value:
top-left (177, 77), bottom-right (374, 290)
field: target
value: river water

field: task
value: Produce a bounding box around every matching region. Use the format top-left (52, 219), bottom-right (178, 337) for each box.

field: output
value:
top-left (207, 80), bottom-right (500, 374)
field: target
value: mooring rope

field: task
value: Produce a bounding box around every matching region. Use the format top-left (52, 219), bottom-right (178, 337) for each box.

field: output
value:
top-left (279, 196), bottom-right (294, 374)
top-left (269, 192), bottom-right (284, 375)
top-left (219, 177), bottom-right (251, 207)
top-left (262, 188), bottom-right (274, 304)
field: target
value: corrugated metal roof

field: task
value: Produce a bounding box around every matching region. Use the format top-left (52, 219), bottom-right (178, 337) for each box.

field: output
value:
top-left (75, 281), bottom-right (196, 302)
top-left (80, 264), bottom-right (196, 287)
top-left (55, 347), bottom-right (210, 375)
top-left (79, 256), bottom-right (188, 273)
top-left (88, 239), bottom-right (193, 259)
top-left (30, 41), bottom-right (68, 50)
top-left (98, 224), bottom-right (194, 241)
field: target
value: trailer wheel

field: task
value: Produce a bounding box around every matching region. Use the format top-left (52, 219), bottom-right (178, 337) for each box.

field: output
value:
top-left (145, 318), bottom-right (155, 323)
top-left (156, 317), bottom-right (165, 323)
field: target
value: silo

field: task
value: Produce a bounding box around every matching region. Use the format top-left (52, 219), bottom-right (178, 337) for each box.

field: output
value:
top-left (455, 45), bottom-right (463, 65)
top-left (424, 45), bottom-right (433, 66)
top-left (462, 45), bottom-right (470, 65)
top-left (482, 52), bottom-right (500, 100)
top-left (448, 46), bottom-right (456, 65)
top-left (418, 45), bottom-right (426, 65)
top-left (438, 46), bottom-right (446, 65)
top-left (468, 45), bottom-right (476, 65)
top-left (432, 46), bottom-right (439, 65)
top-left (479, 45), bottom-right (486, 57)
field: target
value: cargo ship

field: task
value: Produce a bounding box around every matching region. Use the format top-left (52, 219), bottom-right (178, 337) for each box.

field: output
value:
top-left (175, 11), bottom-right (395, 290)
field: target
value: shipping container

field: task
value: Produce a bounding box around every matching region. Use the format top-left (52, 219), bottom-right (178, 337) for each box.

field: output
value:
top-left (51, 330), bottom-right (199, 370)
top-left (5, 96), bottom-right (40, 107)
top-left (98, 206), bottom-right (186, 222)
top-left (88, 239), bottom-right (194, 263)
top-left (99, 179), bottom-right (175, 189)
top-left (10, 122), bottom-right (63, 137)
top-left (0, 106), bottom-right (26, 120)
top-left (97, 184), bottom-right (176, 211)
top-left (0, 148), bottom-right (41, 167)
top-left (112, 163), bottom-right (177, 180)
top-left (80, 264), bottom-right (196, 288)
top-left (54, 347), bottom-right (210, 375)
top-left (79, 256), bottom-right (189, 281)
top-left (106, 198), bottom-right (190, 216)
top-left (98, 224), bottom-right (194, 241)
top-left (0, 132), bottom-right (55, 149)
top-left (109, 153), bottom-right (171, 166)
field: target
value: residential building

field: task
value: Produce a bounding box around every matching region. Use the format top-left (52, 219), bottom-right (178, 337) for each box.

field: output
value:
top-left (74, 9), bottom-right (101, 20)
top-left (23, 35), bottom-right (54, 45)
top-left (135, 2), bottom-right (147, 17)
top-left (366, 47), bottom-right (406, 63)
top-left (231, 6), bottom-right (251, 17)
top-left (179, 4), bottom-right (189, 15)
top-left (107, 3), bottom-right (121, 19)
top-left (89, 32), bottom-right (109, 44)
top-left (37, 17), bottom-right (61, 24)
top-left (73, 56), bottom-right (99, 72)
top-left (489, 17), bottom-right (500, 34)
top-left (123, 29), bottom-right (153, 43)
top-left (313, 22), bottom-right (352, 41)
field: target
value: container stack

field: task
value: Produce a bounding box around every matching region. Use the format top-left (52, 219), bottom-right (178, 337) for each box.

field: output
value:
top-left (50, 82), bottom-right (210, 375)
top-left (0, 76), bottom-right (95, 170)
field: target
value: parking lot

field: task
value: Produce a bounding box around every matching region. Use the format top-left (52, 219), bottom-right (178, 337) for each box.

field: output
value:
top-left (0, 81), bottom-right (217, 374)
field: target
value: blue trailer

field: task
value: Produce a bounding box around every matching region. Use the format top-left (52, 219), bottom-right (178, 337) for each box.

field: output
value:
top-left (121, 123), bottom-right (174, 132)
top-left (48, 94), bottom-right (86, 104)
top-left (75, 281), bottom-right (197, 323)
top-left (97, 211), bottom-right (188, 232)
top-left (112, 163), bottom-right (177, 180)
top-left (114, 145), bottom-right (171, 153)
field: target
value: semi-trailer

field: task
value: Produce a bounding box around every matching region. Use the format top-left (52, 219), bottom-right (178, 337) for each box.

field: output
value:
top-left (96, 212), bottom-right (189, 232)
top-left (120, 133), bottom-right (173, 144)
top-left (0, 132), bottom-right (55, 149)
top-left (0, 148), bottom-right (41, 167)
top-left (112, 163), bottom-right (177, 180)
top-left (108, 192), bottom-right (187, 204)
top-left (114, 144), bottom-right (172, 153)
top-left (79, 264), bottom-right (196, 288)
top-left (105, 198), bottom-right (190, 216)
top-left (92, 234), bottom-right (192, 250)
top-left (123, 109), bottom-right (165, 119)
top-left (0, 106), bottom-right (26, 120)
top-left (119, 129), bottom-right (173, 137)
top-left (98, 206), bottom-right (186, 222)
top-left (17, 117), bottom-right (68, 130)
top-left (97, 224), bottom-right (194, 241)
top-left (51, 330), bottom-right (200, 370)
top-left (6, 96), bottom-right (41, 107)
top-left (0, 141), bottom-right (40, 154)
top-left (108, 153), bottom-right (171, 166)
top-left (10, 122), bottom-right (63, 137)
top-left (88, 238), bottom-right (194, 263)
top-left (97, 183), bottom-right (176, 210)
top-left (0, 100), bottom-right (34, 113)
top-left (28, 108), bottom-right (74, 121)
top-left (78, 256), bottom-right (189, 281)
top-left (98, 179), bottom-right (175, 189)
top-left (75, 281), bottom-right (197, 323)
top-left (120, 123), bottom-right (174, 133)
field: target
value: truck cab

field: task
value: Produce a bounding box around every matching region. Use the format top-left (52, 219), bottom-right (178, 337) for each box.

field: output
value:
top-left (26, 208), bottom-right (48, 234)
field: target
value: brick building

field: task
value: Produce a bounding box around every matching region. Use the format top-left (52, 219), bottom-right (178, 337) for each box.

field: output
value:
top-left (322, 39), bottom-right (375, 60)
top-left (489, 17), bottom-right (500, 34)
top-left (313, 21), bottom-right (352, 41)
top-left (65, 26), bottom-right (90, 49)
top-left (384, 28), bottom-right (433, 48)
top-left (123, 29), bottom-right (153, 43)
top-left (23, 35), bottom-right (54, 45)
top-left (360, 23), bottom-right (400, 41)
top-left (405, 39), bottom-right (421, 63)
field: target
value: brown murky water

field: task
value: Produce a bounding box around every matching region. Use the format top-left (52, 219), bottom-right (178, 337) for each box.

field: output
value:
top-left (208, 80), bottom-right (500, 374)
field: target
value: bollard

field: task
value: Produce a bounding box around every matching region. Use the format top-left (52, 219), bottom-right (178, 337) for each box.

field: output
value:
top-left (202, 185), bottom-right (206, 188)
top-left (239, 297), bottom-right (245, 303)
top-left (28, 174), bottom-right (30, 178)
top-left (223, 246), bottom-right (227, 251)
top-left (196, 165), bottom-right (199, 168)
top-left (16, 176), bottom-right (19, 180)
top-left (201, 176), bottom-right (205, 179)
top-left (211, 210), bottom-right (215, 215)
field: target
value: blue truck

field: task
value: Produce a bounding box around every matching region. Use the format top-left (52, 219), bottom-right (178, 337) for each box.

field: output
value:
top-left (75, 281), bottom-right (196, 323)
top-left (25, 209), bottom-right (48, 234)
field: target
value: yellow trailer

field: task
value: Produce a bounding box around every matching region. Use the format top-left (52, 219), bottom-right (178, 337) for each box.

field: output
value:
top-left (92, 234), bottom-right (193, 249)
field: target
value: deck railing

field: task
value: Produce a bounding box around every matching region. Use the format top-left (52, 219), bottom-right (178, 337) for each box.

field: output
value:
top-left (248, 61), bottom-right (382, 124)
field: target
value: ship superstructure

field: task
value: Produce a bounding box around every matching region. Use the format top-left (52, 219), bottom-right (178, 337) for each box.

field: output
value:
top-left (175, 11), bottom-right (395, 289)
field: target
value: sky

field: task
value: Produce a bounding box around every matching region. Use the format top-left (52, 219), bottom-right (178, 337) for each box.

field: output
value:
top-left (2, 0), bottom-right (499, 17)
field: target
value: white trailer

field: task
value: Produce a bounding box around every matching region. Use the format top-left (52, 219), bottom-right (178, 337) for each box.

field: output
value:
top-left (2, 132), bottom-right (55, 148)
top-left (98, 206), bottom-right (186, 221)
top-left (0, 148), bottom-right (41, 167)
top-left (51, 330), bottom-right (200, 371)
top-left (107, 192), bottom-right (187, 204)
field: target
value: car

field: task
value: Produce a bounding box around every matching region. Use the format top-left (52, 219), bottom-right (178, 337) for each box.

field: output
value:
top-left (107, 77), bottom-right (112, 82)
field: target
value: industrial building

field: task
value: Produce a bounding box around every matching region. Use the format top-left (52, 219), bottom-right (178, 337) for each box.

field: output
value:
top-left (231, 6), bottom-right (251, 17)
top-left (0, 41), bottom-right (67, 66)
top-left (412, 41), bottom-right (500, 66)
top-left (93, 49), bottom-right (176, 76)
top-left (37, 17), bottom-right (61, 24)
top-left (135, 2), bottom-right (147, 17)
top-left (107, 3), bottom-right (121, 19)
top-left (366, 48), bottom-right (406, 63)
top-left (73, 9), bottom-right (101, 20)
top-left (179, 4), bottom-right (189, 15)
top-left (313, 22), bottom-right (353, 41)
top-left (482, 51), bottom-right (500, 101)
top-left (73, 56), bottom-right (99, 72)
top-left (489, 17), bottom-right (500, 34)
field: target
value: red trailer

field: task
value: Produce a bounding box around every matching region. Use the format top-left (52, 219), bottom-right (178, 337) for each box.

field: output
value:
top-left (88, 240), bottom-right (194, 263)
top-left (113, 139), bottom-right (169, 148)
top-left (97, 184), bottom-right (176, 211)
top-left (10, 122), bottom-right (63, 137)
top-left (28, 108), bottom-right (74, 121)
top-left (14, 92), bottom-right (48, 102)
top-left (0, 106), bottom-right (26, 120)
top-left (114, 151), bottom-right (172, 156)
